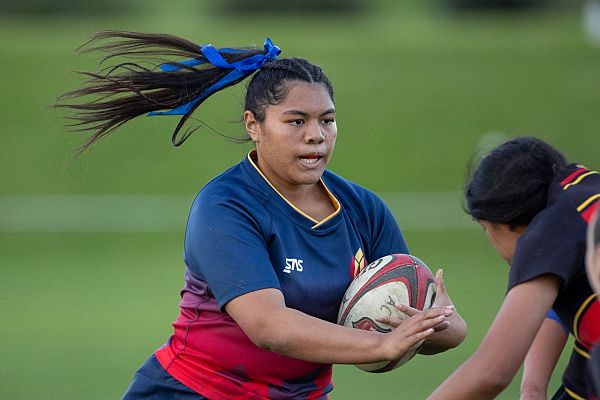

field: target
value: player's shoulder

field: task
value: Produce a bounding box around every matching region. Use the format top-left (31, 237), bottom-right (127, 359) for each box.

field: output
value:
top-left (542, 164), bottom-right (600, 224)
top-left (553, 164), bottom-right (599, 197)
top-left (191, 160), bottom-right (268, 216)
top-left (519, 193), bottom-right (579, 247)
top-left (557, 165), bottom-right (600, 217)
top-left (517, 165), bottom-right (594, 248)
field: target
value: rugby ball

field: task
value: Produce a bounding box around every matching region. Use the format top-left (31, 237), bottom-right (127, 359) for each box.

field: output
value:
top-left (337, 253), bottom-right (436, 372)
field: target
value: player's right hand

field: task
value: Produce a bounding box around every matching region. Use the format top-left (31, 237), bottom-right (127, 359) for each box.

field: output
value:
top-left (379, 306), bottom-right (452, 360)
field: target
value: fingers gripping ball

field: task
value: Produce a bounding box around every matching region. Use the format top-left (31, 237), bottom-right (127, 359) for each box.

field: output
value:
top-left (337, 254), bottom-right (436, 372)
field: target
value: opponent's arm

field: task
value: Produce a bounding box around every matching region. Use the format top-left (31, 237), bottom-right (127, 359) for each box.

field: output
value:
top-left (427, 274), bottom-right (560, 400)
top-left (225, 288), bottom-right (453, 365)
top-left (520, 317), bottom-right (567, 400)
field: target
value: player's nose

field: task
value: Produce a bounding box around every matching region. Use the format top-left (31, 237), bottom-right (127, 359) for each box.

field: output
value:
top-left (305, 121), bottom-right (325, 144)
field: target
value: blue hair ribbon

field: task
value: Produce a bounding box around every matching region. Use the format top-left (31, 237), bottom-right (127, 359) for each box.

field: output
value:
top-left (158, 47), bottom-right (248, 72)
top-left (148, 37), bottom-right (281, 116)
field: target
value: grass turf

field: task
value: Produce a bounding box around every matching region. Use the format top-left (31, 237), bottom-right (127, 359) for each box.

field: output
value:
top-left (0, 1), bottom-right (595, 398)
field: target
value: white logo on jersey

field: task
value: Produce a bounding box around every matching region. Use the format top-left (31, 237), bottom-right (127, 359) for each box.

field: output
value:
top-left (283, 258), bottom-right (304, 274)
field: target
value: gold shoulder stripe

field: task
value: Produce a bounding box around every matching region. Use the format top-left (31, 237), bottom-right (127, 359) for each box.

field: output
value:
top-left (577, 193), bottom-right (600, 212)
top-left (563, 171), bottom-right (599, 190)
top-left (574, 342), bottom-right (590, 359)
top-left (564, 386), bottom-right (587, 400)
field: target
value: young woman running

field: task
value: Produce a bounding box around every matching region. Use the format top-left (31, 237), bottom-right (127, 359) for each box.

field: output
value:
top-left (59, 31), bottom-right (466, 400)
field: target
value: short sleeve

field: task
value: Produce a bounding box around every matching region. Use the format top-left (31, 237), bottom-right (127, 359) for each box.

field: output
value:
top-left (508, 196), bottom-right (587, 291)
top-left (183, 191), bottom-right (280, 309)
top-left (546, 308), bottom-right (568, 334)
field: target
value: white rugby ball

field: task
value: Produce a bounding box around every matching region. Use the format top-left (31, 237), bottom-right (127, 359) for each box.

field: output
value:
top-left (337, 253), bottom-right (436, 372)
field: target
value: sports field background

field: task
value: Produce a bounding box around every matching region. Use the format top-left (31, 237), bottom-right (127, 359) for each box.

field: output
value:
top-left (1, 1), bottom-right (600, 398)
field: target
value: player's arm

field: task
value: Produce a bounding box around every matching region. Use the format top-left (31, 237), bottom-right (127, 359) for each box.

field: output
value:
top-left (520, 316), bottom-right (567, 400)
top-left (427, 274), bottom-right (560, 400)
top-left (379, 269), bottom-right (467, 354)
top-left (225, 287), bottom-right (453, 365)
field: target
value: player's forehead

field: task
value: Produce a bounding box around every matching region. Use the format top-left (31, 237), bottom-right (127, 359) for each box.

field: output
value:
top-left (268, 82), bottom-right (335, 116)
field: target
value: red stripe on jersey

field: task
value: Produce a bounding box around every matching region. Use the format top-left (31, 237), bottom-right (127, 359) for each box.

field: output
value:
top-left (575, 295), bottom-right (600, 349)
top-left (583, 201), bottom-right (600, 223)
top-left (560, 167), bottom-right (587, 187)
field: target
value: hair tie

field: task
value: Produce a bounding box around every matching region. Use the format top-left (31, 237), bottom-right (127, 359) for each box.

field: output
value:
top-left (148, 37), bottom-right (281, 116)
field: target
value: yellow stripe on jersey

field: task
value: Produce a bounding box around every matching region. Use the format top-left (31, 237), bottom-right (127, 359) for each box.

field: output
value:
top-left (577, 193), bottom-right (600, 212)
top-left (312, 185), bottom-right (341, 228)
top-left (563, 171), bottom-right (599, 190)
top-left (573, 343), bottom-right (590, 359)
top-left (564, 386), bottom-right (587, 400)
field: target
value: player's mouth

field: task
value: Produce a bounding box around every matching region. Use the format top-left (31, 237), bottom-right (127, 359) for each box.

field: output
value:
top-left (299, 153), bottom-right (324, 166)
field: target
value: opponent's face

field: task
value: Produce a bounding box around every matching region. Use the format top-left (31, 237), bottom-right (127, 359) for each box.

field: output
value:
top-left (244, 82), bottom-right (337, 195)
top-left (479, 221), bottom-right (527, 265)
top-left (585, 214), bottom-right (600, 294)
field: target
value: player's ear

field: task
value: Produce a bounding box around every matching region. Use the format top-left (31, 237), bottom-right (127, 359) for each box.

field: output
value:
top-left (244, 110), bottom-right (260, 143)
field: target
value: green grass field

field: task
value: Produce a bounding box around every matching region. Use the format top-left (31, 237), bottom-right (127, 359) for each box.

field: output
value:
top-left (1, 1), bottom-right (599, 398)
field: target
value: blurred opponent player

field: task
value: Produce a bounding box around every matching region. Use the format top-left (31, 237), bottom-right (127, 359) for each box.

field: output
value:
top-left (428, 137), bottom-right (600, 399)
top-left (586, 209), bottom-right (600, 397)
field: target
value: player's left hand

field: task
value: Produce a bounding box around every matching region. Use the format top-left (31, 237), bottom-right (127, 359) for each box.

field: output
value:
top-left (422, 269), bottom-right (467, 353)
top-left (431, 269), bottom-right (453, 308)
top-left (377, 269), bottom-right (453, 332)
top-left (428, 268), bottom-right (455, 331)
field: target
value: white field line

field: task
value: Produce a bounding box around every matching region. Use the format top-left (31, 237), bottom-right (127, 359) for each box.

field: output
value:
top-left (0, 192), bottom-right (476, 233)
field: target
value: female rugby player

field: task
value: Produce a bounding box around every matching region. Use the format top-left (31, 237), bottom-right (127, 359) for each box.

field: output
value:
top-left (58, 31), bottom-right (467, 400)
top-left (428, 137), bottom-right (600, 399)
top-left (586, 210), bottom-right (600, 397)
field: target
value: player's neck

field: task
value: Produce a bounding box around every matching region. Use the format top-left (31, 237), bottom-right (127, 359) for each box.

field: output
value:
top-left (281, 182), bottom-right (336, 222)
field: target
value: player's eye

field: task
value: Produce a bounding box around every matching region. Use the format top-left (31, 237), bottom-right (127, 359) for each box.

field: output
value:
top-left (289, 119), bottom-right (304, 126)
top-left (322, 117), bottom-right (335, 125)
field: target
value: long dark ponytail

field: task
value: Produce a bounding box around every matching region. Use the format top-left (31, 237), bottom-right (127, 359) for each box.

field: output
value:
top-left (57, 31), bottom-right (334, 154)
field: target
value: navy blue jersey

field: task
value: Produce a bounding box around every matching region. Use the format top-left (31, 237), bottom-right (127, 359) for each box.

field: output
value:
top-left (155, 151), bottom-right (408, 399)
top-left (509, 164), bottom-right (600, 399)
top-left (185, 151), bottom-right (408, 319)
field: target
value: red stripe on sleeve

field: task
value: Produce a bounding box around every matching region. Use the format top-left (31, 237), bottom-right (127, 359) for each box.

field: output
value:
top-left (582, 201), bottom-right (600, 223)
top-left (560, 168), bottom-right (587, 187)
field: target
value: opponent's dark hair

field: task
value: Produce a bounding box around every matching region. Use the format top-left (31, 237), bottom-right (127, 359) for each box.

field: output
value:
top-left (56, 31), bottom-right (334, 153)
top-left (464, 136), bottom-right (568, 226)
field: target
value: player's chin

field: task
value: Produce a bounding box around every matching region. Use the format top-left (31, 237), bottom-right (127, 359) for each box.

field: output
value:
top-left (294, 165), bottom-right (327, 183)
top-left (295, 174), bottom-right (324, 187)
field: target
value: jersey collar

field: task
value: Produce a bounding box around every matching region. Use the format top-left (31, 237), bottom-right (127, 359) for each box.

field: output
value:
top-left (245, 150), bottom-right (341, 229)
